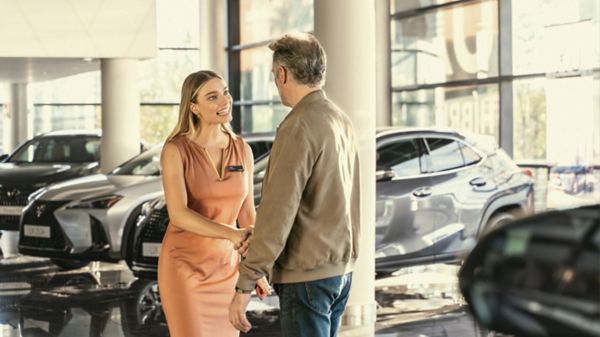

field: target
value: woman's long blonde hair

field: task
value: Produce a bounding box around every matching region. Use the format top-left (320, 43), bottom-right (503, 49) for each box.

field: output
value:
top-left (166, 70), bottom-right (234, 142)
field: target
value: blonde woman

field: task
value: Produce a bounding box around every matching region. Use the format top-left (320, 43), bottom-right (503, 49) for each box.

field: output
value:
top-left (158, 70), bottom-right (269, 337)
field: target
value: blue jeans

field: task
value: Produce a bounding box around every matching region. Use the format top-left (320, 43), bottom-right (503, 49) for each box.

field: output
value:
top-left (274, 273), bottom-right (352, 337)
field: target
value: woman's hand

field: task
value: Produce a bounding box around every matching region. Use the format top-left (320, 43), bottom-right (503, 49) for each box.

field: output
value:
top-left (230, 227), bottom-right (252, 250)
top-left (255, 277), bottom-right (271, 301)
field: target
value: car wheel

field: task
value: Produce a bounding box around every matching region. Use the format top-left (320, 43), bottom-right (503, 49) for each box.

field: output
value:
top-left (481, 211), bottom-right (516, 237)
top-left (50, 258), bottom-right (90, 270)
top-left (121, 278), bottom-right (167, 336)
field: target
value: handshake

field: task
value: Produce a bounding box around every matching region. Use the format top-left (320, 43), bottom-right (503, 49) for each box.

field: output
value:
top-left (231, 227), bottom-right (253, 257)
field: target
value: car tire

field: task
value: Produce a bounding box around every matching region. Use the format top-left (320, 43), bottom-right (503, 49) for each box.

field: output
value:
top-left (50, 258), bottom-right (90, 270)
top-left (121, 278), bottom-right (167, 336)
top-left (481, 211), bottom-right (516, 237)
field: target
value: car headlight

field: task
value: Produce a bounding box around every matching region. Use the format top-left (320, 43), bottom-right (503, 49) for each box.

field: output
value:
top-left (67, 194), bottom-right (123, 209)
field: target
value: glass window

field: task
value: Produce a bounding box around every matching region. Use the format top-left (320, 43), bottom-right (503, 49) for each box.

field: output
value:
top-left (460, 142), bottom-right (481, 165)
top-left (30, 71), bottom-right (101, 104)
top-left (240, 47), bottom-right (280, 102)
top-left (512, 0), bottom-right (600, 76)
top-left (391, 0), bottom-right (498, 88)
top-left (513, 78), bottom-right (547, 161)
top-left (140, 49), bottom-right (201, 103)
top-left (241, 104), bottom-right (289, 133)
top-left (376, 138), bottom-right (423, 177)
top-left (514, 76), bottom-right (600, 165)
top-left (140, 105), bottom-right (179, 146)
top-left (156, 0), bottom-right (199, 48)
top-left (9, 136), bottom-right (100, 163)
top-left (426, 138), bottom-right (464, 172)
top-left (111, 145), bottom-right (162, 176)
top-left (239, 0), bottom-right (313, 45)
top-left (392, 84), bottom-right (499, 141)
top-left (32, 105), bottom-right (101, 136)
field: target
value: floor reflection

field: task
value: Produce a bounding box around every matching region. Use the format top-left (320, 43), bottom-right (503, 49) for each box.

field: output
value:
top-left (0, 257), bottom-right (494, 337)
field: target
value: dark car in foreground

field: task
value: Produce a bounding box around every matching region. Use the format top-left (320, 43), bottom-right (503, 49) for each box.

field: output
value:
top-left (459, 204), bottom-right (600, 337)
top-left (131, 128), bottom-right (534, 278)
top-left (0, 130), bottom-right (102, 231)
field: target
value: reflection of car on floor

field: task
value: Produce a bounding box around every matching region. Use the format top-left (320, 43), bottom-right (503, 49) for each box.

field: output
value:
top-left (0, 130), bottom-right (103, 231)
top-left (18, 134), bottom-right (273, 270)
top-left (2, 271), bottom-right (168, 337)
top-left (459, 204), bottom-right (600, 337)
top-left (130, 128), bottom-right (534, 278)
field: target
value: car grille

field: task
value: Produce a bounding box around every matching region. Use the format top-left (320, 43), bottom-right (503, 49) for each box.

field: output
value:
top-left (19, 200), bottom-right (71, 251)
top-left (0, 185), bottom-right (38, 228)
top-left (134, 207), bottom-right (169, 265)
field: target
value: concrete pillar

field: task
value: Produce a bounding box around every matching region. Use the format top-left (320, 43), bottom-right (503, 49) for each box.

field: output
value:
top-left (199, 0), bottom-right (226, 76)
top-left (376, 0), bottom-right (392, 127)
top-left (100, 59), bottom-right (141, 173)
top-left (9, 83), bottom-right (30, 151)
top-left (315, 1), bottom-right (377, 335)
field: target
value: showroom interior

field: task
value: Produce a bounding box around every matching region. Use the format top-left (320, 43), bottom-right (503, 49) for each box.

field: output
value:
top-left (0, 0), bottom-right (599, 336)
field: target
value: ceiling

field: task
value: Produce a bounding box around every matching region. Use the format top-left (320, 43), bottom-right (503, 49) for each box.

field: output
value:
top-left (0, 57), bottom-right (99, 83)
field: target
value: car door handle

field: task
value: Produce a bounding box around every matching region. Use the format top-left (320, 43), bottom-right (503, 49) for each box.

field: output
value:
top-left (469, 177), bottom-right (487, 187)
top-left (412, 187), bottom-right (432, 197)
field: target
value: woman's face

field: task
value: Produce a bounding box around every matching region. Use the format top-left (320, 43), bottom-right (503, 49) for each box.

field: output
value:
top-left (191, 77), bottom-right (233, 125)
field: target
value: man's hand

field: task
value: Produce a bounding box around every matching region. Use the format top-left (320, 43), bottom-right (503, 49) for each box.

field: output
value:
top-left (255, 277), bottom-right (271, 300)
top-left (229, 292), bottom-right (252, 332)
top-left (237, 238), bottom-right (250, 257)
top-left (230, 228), bottom-right (252, 250)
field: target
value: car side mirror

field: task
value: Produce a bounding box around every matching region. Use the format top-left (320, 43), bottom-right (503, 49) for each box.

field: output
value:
top-left (376, 169), bottom-right (395, 182)
top-left (0, 154), bottom-right (8, 162)
top-left (458, 204), bottom-right (600, 337)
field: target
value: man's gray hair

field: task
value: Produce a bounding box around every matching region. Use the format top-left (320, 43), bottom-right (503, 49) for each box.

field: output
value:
top-left (268, 33), bottom-right (327, 86)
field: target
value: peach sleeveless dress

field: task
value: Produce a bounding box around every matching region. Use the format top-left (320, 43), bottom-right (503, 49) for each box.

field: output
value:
top-left (158, 134), bottom-right (251, 337)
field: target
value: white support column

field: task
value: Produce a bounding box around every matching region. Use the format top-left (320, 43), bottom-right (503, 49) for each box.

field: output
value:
top-left (9, 83), bottom-right (29, 151)
top-left (376, 0), bottom-right (392, 127)
top-left (100, 59), bottom-right (141, 173)
top-left (315, 1), bottom-right (377, 335)
top-left (199, 0), bottom-right (226, 76)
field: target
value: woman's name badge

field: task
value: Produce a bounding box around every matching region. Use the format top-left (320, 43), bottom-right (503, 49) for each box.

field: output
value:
top-left (227, 165), bottom-right (244, 172)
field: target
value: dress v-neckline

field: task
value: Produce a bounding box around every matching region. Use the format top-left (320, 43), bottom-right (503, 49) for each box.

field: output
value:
top-left (203, 147), bottom-right (224, 181)
top-left (186, 134), bottom-right (231, 181)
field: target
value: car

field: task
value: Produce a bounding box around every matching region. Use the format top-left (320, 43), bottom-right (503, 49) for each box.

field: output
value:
top-left (458, 204), bottom-right (600, 337)
top-left (0, 130), bottom-right (102, 231)
top-left (130, 128), bottom-right (534, 278)
top-left (17, 134), bottom-right (273, 270)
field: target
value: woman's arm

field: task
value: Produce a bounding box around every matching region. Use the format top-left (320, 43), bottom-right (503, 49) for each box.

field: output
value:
top-left (237, 142), bottom-right (256, 229)
top-left (161, 142), bottom-right (250, 246)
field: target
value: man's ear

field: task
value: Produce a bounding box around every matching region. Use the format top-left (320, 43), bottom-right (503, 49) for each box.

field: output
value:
top-left (277, 65), bottom-right (288, 85)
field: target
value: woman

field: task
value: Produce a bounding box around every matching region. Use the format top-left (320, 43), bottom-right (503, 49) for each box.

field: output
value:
top-left (158, 70), bottom-right (269, 337)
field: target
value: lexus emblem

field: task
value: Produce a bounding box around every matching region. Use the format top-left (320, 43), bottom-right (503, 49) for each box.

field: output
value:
top-left (35, 204), bottom-right (46, 218)
top-left (6, 189), bottom-right (20, 198)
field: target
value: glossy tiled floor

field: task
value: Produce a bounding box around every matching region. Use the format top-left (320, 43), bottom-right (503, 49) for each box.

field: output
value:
top-left (0, 255), bottom-right (492, 337)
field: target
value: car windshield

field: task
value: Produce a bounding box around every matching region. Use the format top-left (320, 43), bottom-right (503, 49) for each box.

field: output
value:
top-left (110, 145), bottom-right (162, 176)
top-left (8, 136), bottom-right (100, 163)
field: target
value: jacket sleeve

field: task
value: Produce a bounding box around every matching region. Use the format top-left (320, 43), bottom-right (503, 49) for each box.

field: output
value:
top-left (236, 118), bottom-right (316, 291)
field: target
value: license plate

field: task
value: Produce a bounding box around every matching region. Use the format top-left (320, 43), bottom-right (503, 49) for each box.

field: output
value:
top-left (23, 225), bottom-right (51, 238)
top-left (0, 206), bottom-right (23, 216)
top-left (142, 242), bottom-right (162, 257)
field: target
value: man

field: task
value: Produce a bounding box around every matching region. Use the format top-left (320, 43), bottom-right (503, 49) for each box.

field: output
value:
top-left (229, 32), bottom-right (361, 337)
